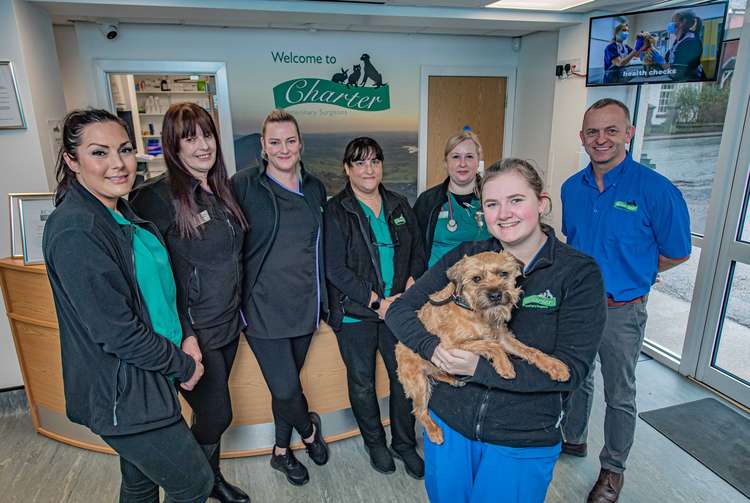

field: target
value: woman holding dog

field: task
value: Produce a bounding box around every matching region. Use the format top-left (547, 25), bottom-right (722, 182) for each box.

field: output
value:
top-left (43, 109), bottom-right (213, 502)
top-left (386, 158), bottom-right (606, 502)
top-left (413, 130), bottom-right (490, 269)
top-left (129, 102), bottom-right (250, 503)
top-left (324, 137), bottom-right (426, 478)
top-left (231, 109), bottom-right (329, 487)
top-left (603, 22), bottom-right (639, 84)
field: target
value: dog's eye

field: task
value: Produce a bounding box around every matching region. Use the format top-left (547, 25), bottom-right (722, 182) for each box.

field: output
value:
top-left (498, 271), bottom-right (509, 278)
top-left (472, 275), bottom-right (482, 283)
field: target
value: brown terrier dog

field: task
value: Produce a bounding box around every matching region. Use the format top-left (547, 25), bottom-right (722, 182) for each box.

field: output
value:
top-left (395, 251), bottom-right (570, 444)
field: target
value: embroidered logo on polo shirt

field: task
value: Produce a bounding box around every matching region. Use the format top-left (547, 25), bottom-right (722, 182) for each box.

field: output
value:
top-left (393, 215), bottom-right (406, 226)
top-left (613, 200), bottom-right (638, 212)
top-left (522, 290), bottom-right (557, 309)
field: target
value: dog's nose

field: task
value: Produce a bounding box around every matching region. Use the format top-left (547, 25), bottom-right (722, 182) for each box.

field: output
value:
top-left (488, 291), bottom-right (503, 303)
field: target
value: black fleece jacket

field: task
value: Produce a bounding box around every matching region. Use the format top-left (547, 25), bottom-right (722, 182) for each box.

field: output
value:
top-left (385, 230), bottom-right (606, 447)
top-left (230, 163), bottom-right (328, 338)
top-left (412, 177), bottom-right (450, 262)
top-left (130, 175), bottom-right (245, 350)
top-left (43, 180), bottom-right (195, 436)
top-left (324, 183), bottom-right (426, 331)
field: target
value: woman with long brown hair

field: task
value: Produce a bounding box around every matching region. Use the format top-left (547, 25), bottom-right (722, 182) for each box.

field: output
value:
top-left (130, 102), bottom-right (250, 503)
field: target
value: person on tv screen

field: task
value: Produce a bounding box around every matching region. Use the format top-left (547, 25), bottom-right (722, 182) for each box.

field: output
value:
top-left (644, 10), bottom-right (705, 81)
top-left (603, 22), bottom-right (639, 84)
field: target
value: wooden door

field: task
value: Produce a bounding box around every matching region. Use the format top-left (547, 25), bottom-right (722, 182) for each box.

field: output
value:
top-left (426, 76), bottom-right (506, 189)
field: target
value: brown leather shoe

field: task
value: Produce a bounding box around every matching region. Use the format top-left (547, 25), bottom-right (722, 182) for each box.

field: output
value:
top-left (586, 468), bottom-right (624, 503)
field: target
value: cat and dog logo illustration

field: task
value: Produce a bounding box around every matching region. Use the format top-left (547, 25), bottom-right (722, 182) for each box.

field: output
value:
top-left (331, 53), bottom-right (386, 88)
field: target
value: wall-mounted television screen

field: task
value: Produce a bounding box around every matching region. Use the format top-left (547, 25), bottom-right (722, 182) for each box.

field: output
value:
top-left (586, 1), bottom-right (728, 87)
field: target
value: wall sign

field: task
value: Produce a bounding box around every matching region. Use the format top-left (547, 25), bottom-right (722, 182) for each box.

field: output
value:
top-left (273, 53), bottom-right (390, 111)
top-left (0, 61), bottom-right (26, 130)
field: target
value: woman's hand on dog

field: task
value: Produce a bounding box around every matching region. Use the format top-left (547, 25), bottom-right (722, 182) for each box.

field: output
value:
top-left (431, 344), bottom-right (479, 376)
top-left (377, 294), bottom-right (401, 320)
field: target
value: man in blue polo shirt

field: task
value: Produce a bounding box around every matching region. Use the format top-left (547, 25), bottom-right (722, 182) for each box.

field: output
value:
top-left (560, 98), bottom-right (691, 503)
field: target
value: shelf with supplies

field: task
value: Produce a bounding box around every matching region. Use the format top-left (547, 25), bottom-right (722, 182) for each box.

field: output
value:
top-left (109, 73), bottom-right (218, 177)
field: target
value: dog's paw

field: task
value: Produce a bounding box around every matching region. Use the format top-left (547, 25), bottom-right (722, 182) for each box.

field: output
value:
top-left (493, 362), bottom-right (516, 379)
top-left (449, 378), bottom-right (467, 388)
top-left (546, 358), bottom-right (570, 382)
top-left (426, 427), bottom-right (444, 445)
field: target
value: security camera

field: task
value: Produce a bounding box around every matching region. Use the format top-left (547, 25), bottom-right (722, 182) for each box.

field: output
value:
top-left (98, 20), bottom-right (119, 40)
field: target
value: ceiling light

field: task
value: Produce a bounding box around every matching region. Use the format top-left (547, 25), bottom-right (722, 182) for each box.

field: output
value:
top-left (486, 0), bottom-right (595, 11)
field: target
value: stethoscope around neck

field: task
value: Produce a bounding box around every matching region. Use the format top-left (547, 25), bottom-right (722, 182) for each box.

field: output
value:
top-left (445, 190), bottom-right (484, 233)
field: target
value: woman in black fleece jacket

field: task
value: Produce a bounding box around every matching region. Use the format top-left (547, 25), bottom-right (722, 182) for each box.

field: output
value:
top-left (130, 103), bottom-right (250, 503)
top-left (385, 158), bottom-right (606, 503)
top-left (43, 110), bottom-right (211, 503)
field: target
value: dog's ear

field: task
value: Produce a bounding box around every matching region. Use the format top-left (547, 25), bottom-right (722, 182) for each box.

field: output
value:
top-left (446, 256), bottom-right (467, 295)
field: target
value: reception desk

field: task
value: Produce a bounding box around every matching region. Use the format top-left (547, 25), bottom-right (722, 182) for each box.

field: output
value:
top-left (0, 257), bottom-right (391, 457)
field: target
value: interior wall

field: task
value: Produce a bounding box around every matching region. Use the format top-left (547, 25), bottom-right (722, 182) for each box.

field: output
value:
top-left (63, 21), bottom-right (519, 195)
top-left (0, 0), bottom-right (65, 389)
top-left (53, 25), bottom-right (88, 111)
top-left (512, 31), bottom-right (559, 181)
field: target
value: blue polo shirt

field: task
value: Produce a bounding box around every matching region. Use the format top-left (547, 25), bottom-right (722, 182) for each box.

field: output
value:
top-left (561, 154), bottom-right (691, 302)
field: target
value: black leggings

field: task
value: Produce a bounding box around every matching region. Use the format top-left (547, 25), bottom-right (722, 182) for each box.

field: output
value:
top-left (247, 333), bottom-right (314, 448)
top-left (102, 419), bottom-right (213, 503)
top-left (179, 337), bottom-right (239, 446)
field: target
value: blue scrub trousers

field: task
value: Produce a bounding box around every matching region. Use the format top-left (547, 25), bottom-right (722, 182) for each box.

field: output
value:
top-left (423, 412), bottom-right (561, 503)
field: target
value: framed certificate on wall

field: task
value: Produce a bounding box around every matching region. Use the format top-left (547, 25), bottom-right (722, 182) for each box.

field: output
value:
top-left (0, 61), bottom-right (26, 130)
top-left (9, 193), bottom-right (54, 265)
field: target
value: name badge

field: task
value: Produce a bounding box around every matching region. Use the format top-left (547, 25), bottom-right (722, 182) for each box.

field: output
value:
top-left (197, 210), bottom-right (211, 225)
top-left (438, 210), bottom-right (449, 219)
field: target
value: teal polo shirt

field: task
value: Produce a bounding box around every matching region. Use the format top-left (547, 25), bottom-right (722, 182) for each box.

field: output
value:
top-left (343, 201), bottom-right (394, 324)
top-left (561, 154), bottom-right (691, 302)
top-left (109, 209), bottom-right (183, 347)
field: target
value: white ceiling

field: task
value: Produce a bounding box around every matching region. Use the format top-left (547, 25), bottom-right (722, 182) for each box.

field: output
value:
top-left (32, 0), bottom-right (681, 37)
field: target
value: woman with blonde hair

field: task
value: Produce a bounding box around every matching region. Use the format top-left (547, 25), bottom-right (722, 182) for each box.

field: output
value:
top-left (387, 158), bottom-right (606, 502)
top-left (231, 109), bottom-right (329, 486)
top-left (413, 130), bottom-right (490, 269)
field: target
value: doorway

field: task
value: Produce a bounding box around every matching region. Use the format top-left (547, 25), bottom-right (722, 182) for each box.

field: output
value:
top-left (418, 66), bottom-right (516, 194)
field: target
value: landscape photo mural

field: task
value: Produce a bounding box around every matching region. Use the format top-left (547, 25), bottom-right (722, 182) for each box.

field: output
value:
top-left (232, 47), bottom-right (419, 202)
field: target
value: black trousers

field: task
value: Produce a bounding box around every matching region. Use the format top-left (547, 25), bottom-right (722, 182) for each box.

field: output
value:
top-left (179, 336), bottom-right (239, 471)
top-left (246, 333), bottom-right (315, 448)
top-left (336, 320), bottom-right (416, 452)
top-left (102, 419), bottom-right (213, 503)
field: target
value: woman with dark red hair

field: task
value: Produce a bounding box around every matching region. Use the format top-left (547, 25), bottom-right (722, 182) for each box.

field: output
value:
top-left (130, 102), bottom-right (250, 503)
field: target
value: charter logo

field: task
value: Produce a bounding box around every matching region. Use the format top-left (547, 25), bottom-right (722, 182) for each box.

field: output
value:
top-left (273, 53), bottom-right (390, 112)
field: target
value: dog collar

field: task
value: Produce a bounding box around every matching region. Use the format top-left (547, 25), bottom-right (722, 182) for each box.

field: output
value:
top-left (428, 292), bottom-right (473, 312)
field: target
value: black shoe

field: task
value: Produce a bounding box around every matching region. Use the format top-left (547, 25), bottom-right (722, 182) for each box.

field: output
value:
top-left (391, 447), bottom-right (424, 480)
top-left (364, 444), bottom-right (396, 474)
top-left (302, 412), bottom-right (329, 466)
top-left (562, 441), bottom-right (588, 457)
top-left (211, 471), bottom-right (251, 503)
top-left (270, 447), bottom-right (309, 486)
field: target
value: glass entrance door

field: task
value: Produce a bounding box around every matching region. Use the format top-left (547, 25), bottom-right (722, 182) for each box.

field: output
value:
top-left (692, 98), bottom-right (750, 406)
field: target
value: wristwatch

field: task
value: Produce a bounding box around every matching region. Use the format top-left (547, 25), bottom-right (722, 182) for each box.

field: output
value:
top-left (370, 297), bottom-right (382, 311)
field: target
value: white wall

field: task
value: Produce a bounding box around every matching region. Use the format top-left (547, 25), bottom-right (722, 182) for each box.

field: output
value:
top-left (543, 17), bottom-right (634, 233)
top-left (512, 31), bottom-right (559, 181)
top-left (0, 0), bottom-right (66, 389)
top-left (53, 25), bottom-right (88, 111)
